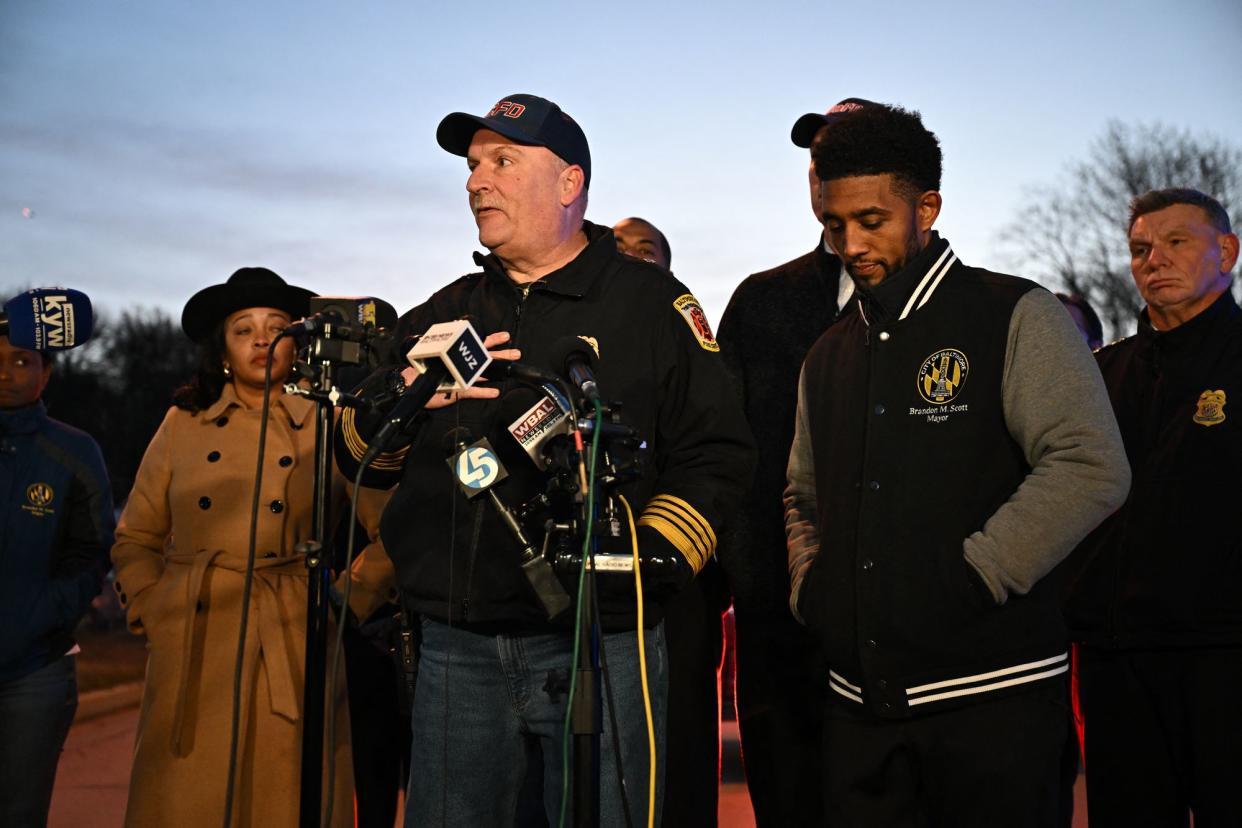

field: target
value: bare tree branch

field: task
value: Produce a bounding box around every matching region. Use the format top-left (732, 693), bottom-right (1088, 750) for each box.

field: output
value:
top-left (1000, 121), bottom-right (1241, 340)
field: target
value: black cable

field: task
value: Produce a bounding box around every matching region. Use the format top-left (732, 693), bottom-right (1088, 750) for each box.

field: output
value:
top-left (322, 461), bottom-right (367, 826)
top-left (439, 401), bottom-right (462, 828)
top-left (222, 330), bottom-right (286, 828)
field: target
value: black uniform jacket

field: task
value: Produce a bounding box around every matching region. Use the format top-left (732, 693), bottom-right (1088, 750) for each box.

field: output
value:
top-left (716, 239), bottom-right (848, 615)
top-left (1065, 292), bottom-right (1242, 649)
top-left (337, 222), bottom-right (755, 631)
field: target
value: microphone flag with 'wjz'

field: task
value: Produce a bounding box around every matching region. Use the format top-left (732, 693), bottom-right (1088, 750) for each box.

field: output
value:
top-left (0, 288), bottom-right (94, 350)
top-left (360, 319), bottom-right (490, 464)
top-left (407, 319), bottom-right (492, 390)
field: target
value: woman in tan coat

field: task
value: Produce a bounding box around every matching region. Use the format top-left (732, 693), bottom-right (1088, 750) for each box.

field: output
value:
top-left (112, 267), bottom-right (390, 827)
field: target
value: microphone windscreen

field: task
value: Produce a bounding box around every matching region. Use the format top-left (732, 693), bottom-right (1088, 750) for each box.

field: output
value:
top-left (3, 288), bottom-right (94, 351)
top-left (548, 335), bottom-right (597, 369)
top-left (442, 426), bottom-right (474, 457)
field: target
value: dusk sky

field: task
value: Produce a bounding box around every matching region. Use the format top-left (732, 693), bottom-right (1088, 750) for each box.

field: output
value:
top-left (4, 0), bottom-right (1241, 328)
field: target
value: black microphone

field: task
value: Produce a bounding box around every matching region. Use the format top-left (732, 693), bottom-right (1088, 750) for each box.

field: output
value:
top-left (444, 428), bottom-right (570, 619)
top-left (358, 320), bottom-right (490, 466)
top-left (548, 336), bottom-right (600, 404)
top-left (1, 288), bottom-right (94, 350)
top-left (485, 359), bottom-right (559, 387)
top-left (289, 296), bottom-right (398, 342)
top-left (499, 388), bottom-right (571, 470)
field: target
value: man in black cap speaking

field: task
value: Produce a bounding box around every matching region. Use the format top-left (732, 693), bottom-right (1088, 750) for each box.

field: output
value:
top-left (336, 94), bottom-right (753, 827)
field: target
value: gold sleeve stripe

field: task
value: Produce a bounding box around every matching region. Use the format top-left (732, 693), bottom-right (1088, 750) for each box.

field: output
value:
top-left (644, 502), bottom-right (711, 563)
top-left (341, 407), bottom-right (408, 471)
top-left (638, 513), bottom-right (706, 573)
top-left (647, 494), bottom-right (717, 550)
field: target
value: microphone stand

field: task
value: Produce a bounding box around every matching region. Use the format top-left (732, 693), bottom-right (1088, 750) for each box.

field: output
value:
top-left (571, 401), bottom-right (603, 828)
top-left (295, 346), bottom-right (341, 828)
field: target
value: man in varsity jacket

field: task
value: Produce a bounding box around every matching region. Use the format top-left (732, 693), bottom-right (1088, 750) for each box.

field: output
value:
top-left (783, 103), bottom-right (1131, 825)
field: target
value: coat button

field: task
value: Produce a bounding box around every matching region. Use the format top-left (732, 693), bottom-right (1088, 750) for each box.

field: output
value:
top-left (199, 496), bottom-right (212, 510)
top-left (114, 581), bottom-right (123, 593)
top-left (270, 500), bottom-right (284, 513)
top-left (291, 421), bottom-right (304, 430)
top-left (866, 639), bottom-right (878, 649)
top-left (862, 559), bottom-right (874, 571)
top-left (207, 451), bottom-right (221, 462)
top-left (878, 331), bottom-right (891, 342)
top-left (868, 480), bottom-right (880, 491)
top-left (874, 404), bottom-right (886, 415)
top-left (881, 701), bottom-right (893, 711)
top-left (120, 593), bottom-right (127, 603)
top-left (215, 417), bottom-right (228, 427)
top-left (279, 455), bottom-right (293, 467)
top-left (878, 679), bottom-right (888, 690)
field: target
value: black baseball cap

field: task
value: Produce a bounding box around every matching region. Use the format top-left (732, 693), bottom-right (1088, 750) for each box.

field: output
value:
top-left (790, 97), bottom-right (877, 148)
top-left (436, 93), bottom-right (592, 188)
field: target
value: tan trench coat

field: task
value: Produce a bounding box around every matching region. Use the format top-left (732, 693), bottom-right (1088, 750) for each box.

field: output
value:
top-left (111, 385), bottom-right (395, 827)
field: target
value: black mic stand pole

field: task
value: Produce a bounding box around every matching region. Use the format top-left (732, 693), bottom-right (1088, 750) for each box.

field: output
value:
top-left (571, 402), bottom-right (602, 828)
top-left (298, 351), bottom-right (337, 828)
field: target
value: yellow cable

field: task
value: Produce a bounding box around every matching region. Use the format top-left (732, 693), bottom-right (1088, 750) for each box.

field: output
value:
top-left (619, 494), bottom-right (656, 828)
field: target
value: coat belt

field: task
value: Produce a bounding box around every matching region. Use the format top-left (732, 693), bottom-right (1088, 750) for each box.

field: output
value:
top-left (165, 549), bottom-right (306, 756)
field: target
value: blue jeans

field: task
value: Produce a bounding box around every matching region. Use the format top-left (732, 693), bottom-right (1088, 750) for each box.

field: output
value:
top-left (0, 655), bottom-right (78, 828)
top-left (406, 619), bottom-right (667, 828)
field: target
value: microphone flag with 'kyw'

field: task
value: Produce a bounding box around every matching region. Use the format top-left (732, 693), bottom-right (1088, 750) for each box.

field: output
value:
top-left (0, 288), bottom-right (94, 350)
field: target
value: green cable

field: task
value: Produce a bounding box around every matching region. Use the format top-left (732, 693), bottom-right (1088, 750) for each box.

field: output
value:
top-left (558, 399), bottom-right (604, 828)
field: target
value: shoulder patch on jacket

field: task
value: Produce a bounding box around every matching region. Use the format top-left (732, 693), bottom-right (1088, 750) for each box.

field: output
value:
top-left (673, 294), bottom-right (719, 352)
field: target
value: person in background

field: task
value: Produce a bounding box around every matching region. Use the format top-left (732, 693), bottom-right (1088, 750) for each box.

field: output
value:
top-left (613, 217), bottom-right (671, 269)
top-left (1056, 292), bottom-right (1104, 350)
top-left (614, 214), bottom-right (729, 826)
top-left (111, 267), bottom-right (390, 827)
top-left (1064, 188), bottom-right (1242, 826)
top-left (0, 332), bottom-right (114, 828)
top-left (714, 98), bottom-right (866, 826)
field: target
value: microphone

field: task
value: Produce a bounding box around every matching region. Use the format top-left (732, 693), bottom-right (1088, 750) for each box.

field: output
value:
top-left (359, 319), bottom-right (490, 464)
top-left (0, 288), bottom-right (94, 350)
top-left (501, 389), bottom-right (571, 470)
top-left (444, 428), bottom-right (571, 619)
top-left (406, 320), bottom-right (493, 391)
top-left (550, 335), bottom-right (600, 404)
top-left (289, 296), bottom-right (398, 342)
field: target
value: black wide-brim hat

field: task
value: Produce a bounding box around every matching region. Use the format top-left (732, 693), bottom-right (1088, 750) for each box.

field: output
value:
top-left (181, 267), bottom-right (314, 342)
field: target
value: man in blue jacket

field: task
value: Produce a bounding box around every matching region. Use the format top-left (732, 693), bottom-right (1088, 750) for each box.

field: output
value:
top-left (0, 332), bottom-right (115, 827)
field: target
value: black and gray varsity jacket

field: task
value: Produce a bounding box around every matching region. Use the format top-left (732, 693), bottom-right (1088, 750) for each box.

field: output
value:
top-left (784, 233), bottom-right (1130, 719)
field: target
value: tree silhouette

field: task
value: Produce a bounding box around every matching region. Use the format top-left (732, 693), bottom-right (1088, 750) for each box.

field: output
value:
top-left (1001, 121), bottom-right (1241, 339)
top-left (36, 307), bottom-right (198, 504)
